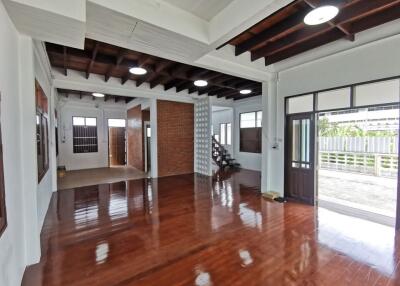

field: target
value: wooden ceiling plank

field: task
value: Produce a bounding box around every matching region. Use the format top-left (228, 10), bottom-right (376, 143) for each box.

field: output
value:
top-left (265, 29), bottom-right (344, 65)
top-left (349, 3), bottom-right (400, 34)
top-left (235, 10), bottom-right (307, 56)
top-left (105, 48), bottom-right (127, 82)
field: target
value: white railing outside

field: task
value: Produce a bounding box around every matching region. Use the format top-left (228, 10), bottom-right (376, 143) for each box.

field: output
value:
top-left (319, 151), bottom-right (398, 178)
top-left (319, 136), bottom-right (398, 154)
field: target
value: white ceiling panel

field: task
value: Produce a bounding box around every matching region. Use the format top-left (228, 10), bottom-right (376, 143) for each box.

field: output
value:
top-left (164, 0), bottom-right (234, 21)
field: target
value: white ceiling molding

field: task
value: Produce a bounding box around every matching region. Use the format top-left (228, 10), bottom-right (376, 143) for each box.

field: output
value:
top-left (195, 45), bottom-right (271, 82)
top-left (209, 0), bottom-right (293, 47)
top-left (89, 0), bottom-right (210, 44)
top-left (4, 0), bottom-right (86, 49)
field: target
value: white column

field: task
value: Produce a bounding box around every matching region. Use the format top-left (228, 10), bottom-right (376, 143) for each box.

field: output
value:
top-left (261, 74), bottom-right (280, 194)
top-left (194, 97), bottom-right (212, 176)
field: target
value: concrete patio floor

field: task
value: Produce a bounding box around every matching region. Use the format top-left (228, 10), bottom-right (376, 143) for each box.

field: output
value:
top-left (318, 169), bottom-right (397, 217)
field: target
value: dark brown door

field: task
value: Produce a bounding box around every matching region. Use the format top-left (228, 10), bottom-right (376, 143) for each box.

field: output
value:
top-left (285, 113), bottom-right (315, 205)
top-left (109, 127), bottom-right (126, 166)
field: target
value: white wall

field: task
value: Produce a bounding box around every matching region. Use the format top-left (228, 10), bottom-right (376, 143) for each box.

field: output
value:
top-left (34, 43), bottom-right (57, 231)
top-left (271, 34), bottom-right (400, 196)
top-left (211, 107), bottom-right (233, 155)
top-left (0, 2), bottom-right (56, 284)
top-left (233, 96), bottom-right (262, 171)
top-left (57, 96), bottom-right (127, 171)
top-left (0, 2), bottom-right (25, 285)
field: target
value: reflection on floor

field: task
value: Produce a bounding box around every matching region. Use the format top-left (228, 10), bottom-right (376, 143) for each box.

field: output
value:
top-left (24, 169), bottom-right (400, 285)
top-left (57, 166), bottom-right (148, 190)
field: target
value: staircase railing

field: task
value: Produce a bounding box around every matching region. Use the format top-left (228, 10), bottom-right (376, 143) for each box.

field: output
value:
top-left (211, 135), bottom-right (239, 169)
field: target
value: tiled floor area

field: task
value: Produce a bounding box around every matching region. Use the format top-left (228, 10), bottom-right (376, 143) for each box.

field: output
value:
top-left (57, 166), bottom-right (148, 190)
top-left (24, 169), bottom-right (400, 285)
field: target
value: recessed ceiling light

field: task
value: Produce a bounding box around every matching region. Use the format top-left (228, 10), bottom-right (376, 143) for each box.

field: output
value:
top-left (240, 89), bottom-right (252, 95)
top-left (194, 80), bottom-right (208, 87)
top-left (129, 67), bottom-right (147, 75)
top-left (304, 6), bottom-right (339, 26)
top-left (92, 92), bottom-right (105, 98)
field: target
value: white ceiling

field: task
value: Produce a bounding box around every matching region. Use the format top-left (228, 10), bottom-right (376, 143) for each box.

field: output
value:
top-left (164, 0), bottom-right (234, 21)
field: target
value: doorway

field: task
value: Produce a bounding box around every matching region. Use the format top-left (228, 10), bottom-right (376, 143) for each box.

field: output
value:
top-left (285, 113), bottom-right (315, 205)
top-left (284, 77), bottom-right (400, 227)
top-left (317, 106), bottom-right (399, 224)
top-left (108, 119), bottom-right (126, 167)
top-left (144, 122), bottom-right (151, 173)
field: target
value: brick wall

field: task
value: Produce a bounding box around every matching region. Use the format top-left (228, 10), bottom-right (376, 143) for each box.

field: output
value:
top-left (157, 100), bottom-right (194, 177)
top-left (127, 105), bottom-right (143, 170)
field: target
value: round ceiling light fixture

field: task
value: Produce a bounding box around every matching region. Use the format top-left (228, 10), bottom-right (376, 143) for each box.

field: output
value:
top-left (240, 89), bottom-right (252, 95)
top-left (194, 80), bottom-right (208, 87)
top-left (129, 67), bottom-right (147, 75)
top-left (304, 5), bottom-right (339, 25)
top-left (92, 92), bottom-right (105, 98)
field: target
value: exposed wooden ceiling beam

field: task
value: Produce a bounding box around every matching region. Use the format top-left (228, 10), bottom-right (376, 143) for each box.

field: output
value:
top-left (150, 75), bottom-right (166, 89)
top-left (86, 41), bottom-right (99, 79)
top-left (105, 48), bottom-right (127, 82)
top-left (47, 45), bottom-right (260, 93)
top-left (252, 0), bottom-right (397, 62)
top-left (235, 8), bottom-right (307, 56)
top-left (63, 46), bottom-right (67, 76)
top-left (265, 29), bottom-right (344, 65)
top-left (349, 2), bottom-right (400, 34)
top-left (176, 81), bottom-right (193, 93)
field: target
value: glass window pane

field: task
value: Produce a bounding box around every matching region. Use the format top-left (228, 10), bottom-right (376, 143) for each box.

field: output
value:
top-left (301, 119), bottom-right (310, 163)
top-left (256, 111), bottom-right (262, 127)
top-left (287, 94), bottom-right (314, 114)
top-left (147, 127), bottom-right (151, 137)
top-left (292, 120), bottom-right (300, 162)
top-left (227, 123), bottom-right (231, 145)
top-left (73, 117), bottom-right (85, 126)
top-left (220, 123), bottom-right (226, 145)
top-left (108, 119), bottom-right (126, 127)
top-left (317, 87), bottom-right (351, 111)
top-left (355, 79), bottom-right (400, 106)
top-left (240, 112), bottom-right (256, 128)
top-left (86, 117), bottom-right (97, 126)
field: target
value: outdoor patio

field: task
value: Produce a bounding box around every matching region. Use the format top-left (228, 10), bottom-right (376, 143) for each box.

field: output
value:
top-left (318, 169), bottom-right (397, 217)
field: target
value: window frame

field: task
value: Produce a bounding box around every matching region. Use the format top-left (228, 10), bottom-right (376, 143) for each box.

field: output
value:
top-left (239, 111), bottom-right (262, 153)
top-left (72, 116), bottom-right (98, 154)
top-left (35, 80), bottom-right (49, 183)
top-left (240, 111), bottom-right (262, 128)
top-left (219, 123), bottom-right (232, 146)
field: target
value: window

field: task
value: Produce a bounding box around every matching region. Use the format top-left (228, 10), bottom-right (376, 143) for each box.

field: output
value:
top-left (220, 123), bottom-right (231, 145)
top-left (73, 117), bottom-right (98, 153)
top-left (36, 80), bottom-right (49, 182)
top-left (0, 98), bottom-right (7, 237)
top-left (108, 119), bottom-right (126, 127)
top-left (240, 111), bottom-right (262, 153)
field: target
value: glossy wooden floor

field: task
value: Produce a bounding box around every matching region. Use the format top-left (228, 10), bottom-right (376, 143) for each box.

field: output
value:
top-left (23, 169), bottom-right (400, 285)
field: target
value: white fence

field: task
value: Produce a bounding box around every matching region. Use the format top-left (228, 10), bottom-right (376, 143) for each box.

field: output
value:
top-left (319, 137), bottom-right (398, 178)
top-left (319, 137), bottom-right (398, 154)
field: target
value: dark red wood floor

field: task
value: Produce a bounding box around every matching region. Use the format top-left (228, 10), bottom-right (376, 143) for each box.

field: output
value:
top-left (22, 169), bottom-right (400, 285)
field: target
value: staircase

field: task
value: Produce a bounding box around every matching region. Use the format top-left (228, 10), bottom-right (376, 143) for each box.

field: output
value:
top-left (212, 136), bottom-right (240, 169)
